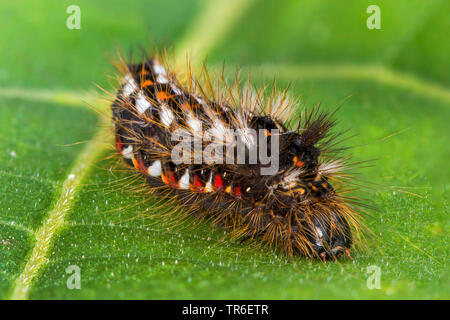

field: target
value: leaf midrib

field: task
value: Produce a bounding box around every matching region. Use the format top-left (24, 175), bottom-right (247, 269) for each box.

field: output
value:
top-left (10, 122), bottom-right (110, 300)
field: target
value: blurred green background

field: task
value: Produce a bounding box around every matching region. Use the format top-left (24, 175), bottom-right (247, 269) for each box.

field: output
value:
top-left (0, 0), bottom-right (448, 299)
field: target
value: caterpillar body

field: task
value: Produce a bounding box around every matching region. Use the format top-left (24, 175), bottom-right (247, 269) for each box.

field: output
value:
top-left (110, 56), bottom-right (362, 261)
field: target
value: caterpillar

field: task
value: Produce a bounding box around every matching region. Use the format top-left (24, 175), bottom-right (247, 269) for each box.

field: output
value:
top-left (109, 54), bottom-right (363, 261)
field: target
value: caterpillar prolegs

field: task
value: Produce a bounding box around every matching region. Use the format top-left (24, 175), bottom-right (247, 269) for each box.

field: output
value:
top-left (110, 56), bottom-right (362, 261)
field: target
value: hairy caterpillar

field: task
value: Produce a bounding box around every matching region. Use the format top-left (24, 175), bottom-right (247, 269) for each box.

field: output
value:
top-left (109, 54), bottom-right (363, 261)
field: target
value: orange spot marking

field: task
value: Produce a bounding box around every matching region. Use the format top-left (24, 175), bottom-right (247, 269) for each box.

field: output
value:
top-left (142, 80), bottom-right (153, 87)
top-left (296, 161), bottom-right (305, 168)
top-left (132, 155), bottom-right (139, 170)
top-left (161, 172), bottom-right (169, 185)
top-left (181, 103), bottom-right (191, 111)
top-left (264, 130), bottom-right (271, 136)
top-left (293, 156), bottom-right (298, 163)
top-left (295, 188), bottom-right (305, 195)
top-left (214, 174), bottom-right (223, 191)
top-left (225, 185), bottom-right (232, 194)
top-left (157, 91), bottom-right (170, 100)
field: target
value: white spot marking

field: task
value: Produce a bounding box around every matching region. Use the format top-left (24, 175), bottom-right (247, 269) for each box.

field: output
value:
top-left (316, 227), bottom-right (324, 238)
top-left (238, 128), bottom-right (255, 148)
top-left (135, 91), bottom-right (151, 114)
top-left (205, 173), bottom-right (213, 192)
top-left (122, 74), bottom-right (137, 98)
top-left (153, 62), bottom-right (169, 84)
top-left (315, 227), bottom-right (324, 247)
top-left (157, 75), bottom-right (168, 84)
top-left (235, 112), bottom-right (255, 148)
top-left (153, 63), bottom-right (167, 76)
top-left (195, 96), bottom-right (205, 105)
top-left (170, 84), bottom-right (182, 95)
top-left (179, 169), bottom-right (190, 189)
top-left (209, 117), bottom-right (234, 146)
top-left (147, 160), bottom-right (162, 177)
top-left (122, 145), bottom-right (133, 159)
top-left (279, 169), bottom-right (304, 190)
top-left (187, 113), bottom-right (202, 132)
top-left (160, 105), bottom-right (175, 127)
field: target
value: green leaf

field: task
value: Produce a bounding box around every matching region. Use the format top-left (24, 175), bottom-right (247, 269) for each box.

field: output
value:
top-left (1, 0), bottom-right (448, 299)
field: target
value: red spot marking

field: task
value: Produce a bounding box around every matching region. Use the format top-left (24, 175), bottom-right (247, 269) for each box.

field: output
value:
top-left (168, 170), bottom-right (178, 188)
top-left (214, 174), bottom-right (224, 191)
top-left (138, 157), bottom-right (147, 174)
top-left (234, 185), bottom-right (242, 199)
top-left (191, 174), bottom-right (203, 192)
top-left (345, 249), bottom-right (353, 260)
top-left (115, 136), bottom-right (123, 153)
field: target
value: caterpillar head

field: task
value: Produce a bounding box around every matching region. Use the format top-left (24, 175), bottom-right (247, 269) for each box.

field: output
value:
top-left (307, 212), bottom-right (353, 261)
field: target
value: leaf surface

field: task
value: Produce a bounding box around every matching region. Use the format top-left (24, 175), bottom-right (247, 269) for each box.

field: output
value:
top-left (0, 0), bottom-right (448, 299)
